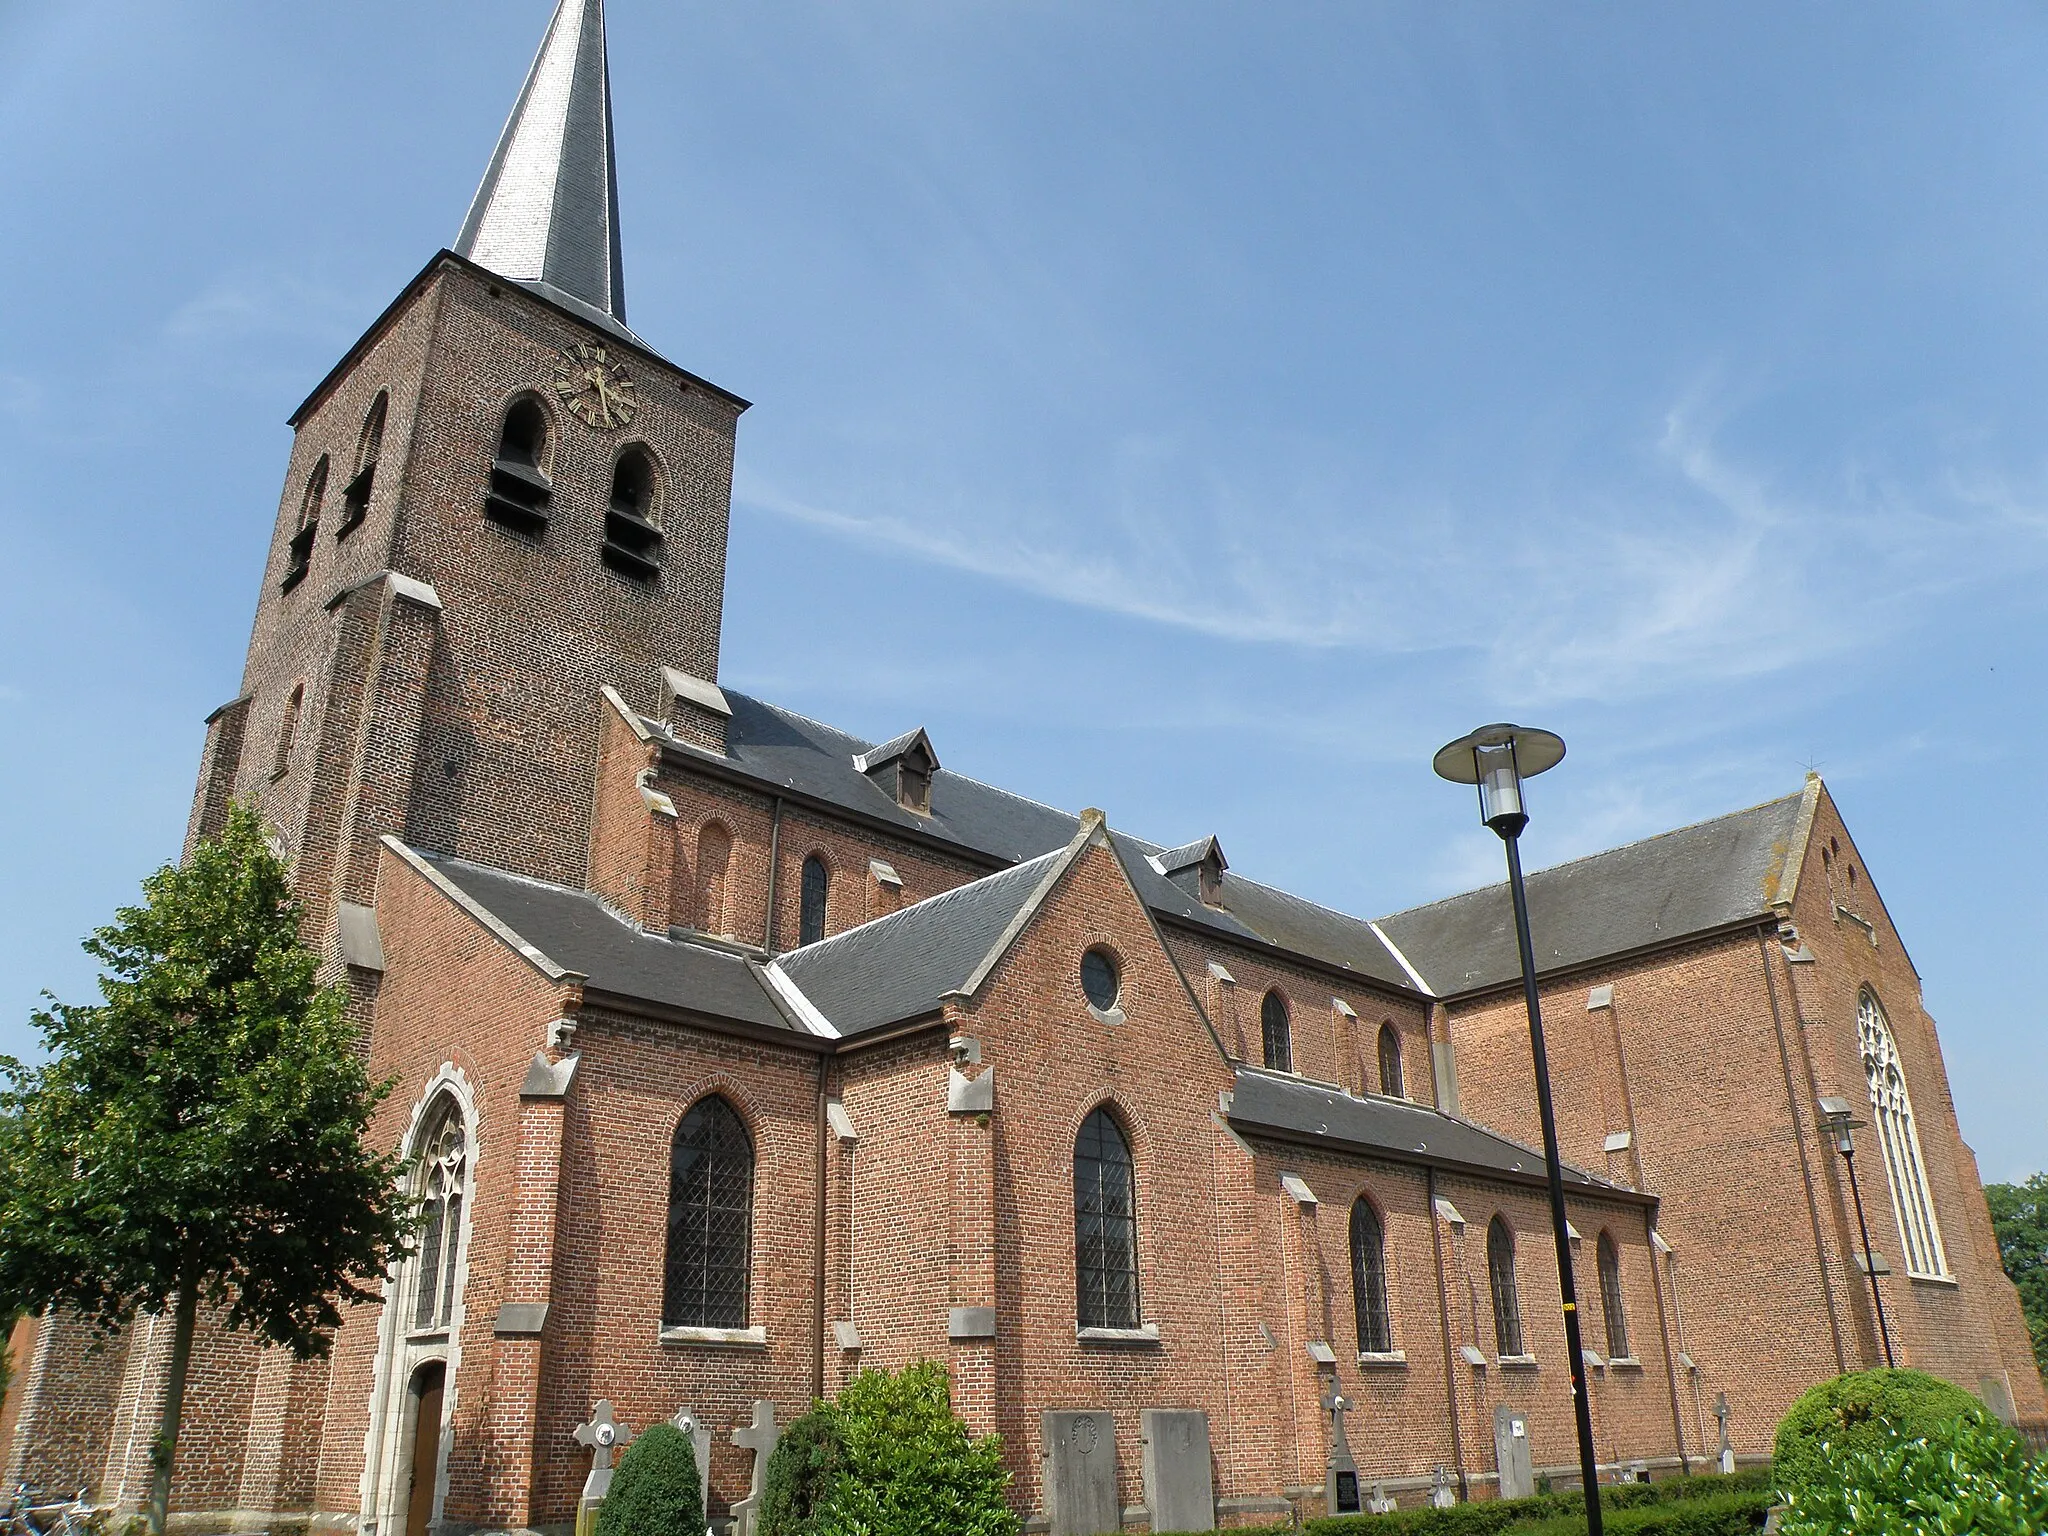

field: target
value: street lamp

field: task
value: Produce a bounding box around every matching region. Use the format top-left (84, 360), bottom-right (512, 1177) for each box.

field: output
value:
top-left (1818, 1096), bottom-right (1895, 1369)
top-left (1432, 724), bottom-right (1603, 1533)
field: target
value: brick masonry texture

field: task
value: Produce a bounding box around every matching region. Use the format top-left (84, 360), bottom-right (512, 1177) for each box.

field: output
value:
top-left (6, 259), bottom-right (2043, 1536)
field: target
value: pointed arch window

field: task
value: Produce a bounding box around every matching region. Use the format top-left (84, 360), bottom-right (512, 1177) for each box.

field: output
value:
top-left (1487, 1216), bottom-right (1523, 1358)
top-left (602, 446), bottom-right (665, 584)
top-left (1075, 1108), bottom-right (1140, 1330)
top-left (411, 1096), bottom-right (467, 1332)
top-left (1350, 1198), bottom-right (1392, 1354)
top-left (1597, 1231), bottom-right (1629, 1360)
top-left (339, 392), bottom-right (387, 539)
top-left (695, 823), bottom-right (732, 937)
top-left (1377, 1023), bottom-right (1404, 1099)
top-left (799, 855), bottom-right (829, 946)
top-left (283, 456), bottom-right (328, 591)
top-left (664, 1096), bottom-right (753, 1329)
top-left (1260, 990), bottom-right (1292, 1073)
top-left (1859, 990), bottom-right (1949, 1278)
top-left (485, 396), bottom-right (553, 537)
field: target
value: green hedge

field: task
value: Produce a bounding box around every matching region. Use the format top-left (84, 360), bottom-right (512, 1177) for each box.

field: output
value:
top-left (1282, 1469), bottom-right (1772, 1536)
top-left (1774, 1413), bottom-right (2048, 1536)
top-left (1771, 1368), bottom-right (1986, 1498)
top-left (1511, 1490), bottom-right (1774, 1536)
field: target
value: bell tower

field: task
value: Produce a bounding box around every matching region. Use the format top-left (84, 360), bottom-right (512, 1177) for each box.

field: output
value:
top-left (186, 0), bottom-right (748, 962)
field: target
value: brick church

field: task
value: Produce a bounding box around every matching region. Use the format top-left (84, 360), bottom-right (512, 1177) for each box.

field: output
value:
top-left (4, 2), bottom-right (2042, 1530)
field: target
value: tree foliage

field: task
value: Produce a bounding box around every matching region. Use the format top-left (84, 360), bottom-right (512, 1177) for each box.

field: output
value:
top-left (1776, 1412), bottom-right (2048, 1536)
top-left (0, 803), bottom-right (412, 1528)
top-left (1985, 1173), bottom-right (2048, 1373)
top-left (758, 1405), bottom-right (845, 1536)
top-left (596, 1422), bottom-right (703, 1536)
top-left (1772, 1367), bottom-right (1987, 1499)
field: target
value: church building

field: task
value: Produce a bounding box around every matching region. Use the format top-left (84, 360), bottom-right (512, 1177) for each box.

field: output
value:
top-left (4, 2), bottom-right (2042, 1530)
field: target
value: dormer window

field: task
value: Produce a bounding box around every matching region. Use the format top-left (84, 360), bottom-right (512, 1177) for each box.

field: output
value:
top-left (484, 396), bottom-right (552, 537)
top-left (853, 729), bottom-right (940, 815)
top-left (1153, 836), bottom-right (1227, 908)
top-left (337, 392), bottom-right (386, 540)
top-left (282, 456), bottom-right (327, 591)
top-left (601, 446), bottom-right (664, 584)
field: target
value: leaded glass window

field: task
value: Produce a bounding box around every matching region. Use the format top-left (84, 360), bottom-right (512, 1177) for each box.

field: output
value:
top-left (411, 1097), bottom-right (467, 1332)
top-left (1075, 1108), bottom-right (1139, 1330)
top-left (1378, 1023), bottom-right (1404, 1098)
top-left (1081, 948), bottom-right (1120, 1012)
top-left (664, 1096), bottom-right (754, 1328)
top-left (1351, 1198), bottom-right (1392, 1354)
top-left (1597, 1231), bottom-right (1629, 1360)
top-left (1261, 990), bottom-right (1292, 1073)
top-left (1859, 990), bottom-right (1949, 1278)
top-left (1488, 1216), bottom-right (1523, 1358)
top-left (800, 855), bottom-right (829, 947)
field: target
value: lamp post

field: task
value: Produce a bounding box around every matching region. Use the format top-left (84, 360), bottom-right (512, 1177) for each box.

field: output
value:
top-left (1433, 724), bottom-right (1602, 1533)
top-left (1818, 1096), bottom-right (1894, 1369)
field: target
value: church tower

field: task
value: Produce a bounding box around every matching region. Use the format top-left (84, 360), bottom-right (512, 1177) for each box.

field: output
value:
top-left (185, 0), bottom-right (747, 960)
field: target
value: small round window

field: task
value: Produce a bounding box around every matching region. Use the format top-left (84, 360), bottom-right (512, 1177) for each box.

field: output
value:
top-left (1080, 948), bottom-right (1120, 1011)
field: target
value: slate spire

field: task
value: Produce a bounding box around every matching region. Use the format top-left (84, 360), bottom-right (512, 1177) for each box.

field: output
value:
top-left (455, 0), bottom-right (628, 330)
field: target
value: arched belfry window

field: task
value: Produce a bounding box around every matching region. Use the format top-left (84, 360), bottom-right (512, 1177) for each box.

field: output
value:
top-left (484, 396), bottom-right (553, 537)
top-left (1260, 990), bottom-right (1292, 1073)
top-left (664, 1096), bottom-right (753, 1329)
top-left (282, 456), bottom-right (328, 591)
top-left (339, 392), bottom-right (387, 538)
top-left (1858, 990), bottom-right (1949, 1278)
top-left (1377, 1023), bottom-right (1404, 1099)
top-left (411, 1096), bottom-right (467, 1332)
top-left (1597, 1231), bottom-right (1629, 1360)
top-left (1487, 1216), bottom-right (1523, 1358)
top-left (602, 446), bottom-right (665, 584)
top-left (799, 855), bottom-right (829, 947)
top-left (1350, 1198), bottom-right (1392, 1354)
top-left (1075, 1108), bottom-right (1140, 1330)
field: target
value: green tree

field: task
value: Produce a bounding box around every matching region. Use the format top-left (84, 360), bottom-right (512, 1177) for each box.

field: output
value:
top-left (811, 1363), bottom-right (1016, 1536)
top-left (0, 804), bottom-right (411, 1536)
top-left (1985, 1173), bottom-right (2048, 1373)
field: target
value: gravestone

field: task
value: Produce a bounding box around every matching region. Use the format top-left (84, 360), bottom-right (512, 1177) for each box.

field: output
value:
top-left (1714, 1393), bottom-right (1735, 1476)
top-left (1367, 1480), bottom-right (1398, 1514)
top-left (1430, 1466), bottom-right (1455, 1508)
top-left (1493, 1405), bottom-right (1534, 1501)
top-left (671, 1407), bottom-right (712, 1491)
top-left (1322, 1386), bottom-right (1360, 1515)
top-left (572, 1401), bottom-right (635, 1536)
top-left (729, 1401), bottom-right (779, 1536)
top-left (1139, 1410), bottom-right (1214, 1532)
top-left (1042, 1410), bottom-right (1119, 1536)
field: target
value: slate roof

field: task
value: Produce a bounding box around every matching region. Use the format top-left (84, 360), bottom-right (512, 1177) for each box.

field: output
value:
top-left (1226, 1068), bottom-right (1646, 1200)
top-left (1373, 792), bottom-right (1807, 998)
top-left (414, 851), bottom-right (798, 1035)
top-left (771, 850), bottom-right (1064, 1037)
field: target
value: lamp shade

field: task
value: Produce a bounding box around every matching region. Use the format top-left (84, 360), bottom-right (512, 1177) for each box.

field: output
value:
top-left (1433, 724), bottom-right (1566, 832)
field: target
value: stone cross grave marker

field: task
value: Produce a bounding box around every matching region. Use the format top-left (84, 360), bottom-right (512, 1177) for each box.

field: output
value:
top-left (1041, 1410), bottom-right (1119, 1536)
top-left (671, 1407), bottom-right (712, 1493)
top-left (1139, 1409), bottom-right (1214, 1532)
top-left (1322, 1385), bottom-right (1360, 1516)
top-left (572, 1401), bottom-right (634, 1536)
top-left (1493, 1405), bottom-right (1534, 1501)
top-left (1367, 1480), bottom-right (1398, 1515)
top-left (1715, 1393), bottom-right (1734, 1475)
top-left (1431, 1466), bottom-right (1456, 1508)
top-left (729, 1400), bottom-right (779, 1536)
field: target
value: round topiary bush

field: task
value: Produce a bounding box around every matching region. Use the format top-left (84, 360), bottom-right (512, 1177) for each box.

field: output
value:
top-left (595, 1421), bottom-right (703, 1536)
top-left (1773, 1368), bottom-right (1989, 1497)
top-left (759, 1404), bottom-right (846, 1536)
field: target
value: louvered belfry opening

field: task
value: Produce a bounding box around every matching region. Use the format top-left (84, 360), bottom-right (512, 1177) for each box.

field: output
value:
top-left (485, 397), bottom-right (553, 537)
top-left (664, 1095), bottom-right (753, 1328)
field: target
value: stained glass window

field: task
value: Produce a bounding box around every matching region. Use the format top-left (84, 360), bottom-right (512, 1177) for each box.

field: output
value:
top-left (664, 1096), bottom-right (754, 1328)
top-left (800, 855), bottom-right (829, 946)
top-left (1377, 1023), bottom-right (1404, 1098)
top-left (411, 1097), bottom-right (467, 1332)
top-left (1488, 1216), bottom-right (1523, 1358)
top-left (1598, 1231), bottom-right (1629, 1360)
top-left (1075, 1108), bottom-right (1140, 1330)
top-left (1351, 1198), bottom-right (1392, 1354)
top-left (1261, 990), bottom-right (1292, 1073)
top-left (1081, 948), bottom-right (1120, 1012)
top-left (1859, 990), bottom-right (1949, 1278)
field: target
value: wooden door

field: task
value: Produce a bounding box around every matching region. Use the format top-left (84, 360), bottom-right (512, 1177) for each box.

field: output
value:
top-left (405, 1362), bottom-right (446, 1536)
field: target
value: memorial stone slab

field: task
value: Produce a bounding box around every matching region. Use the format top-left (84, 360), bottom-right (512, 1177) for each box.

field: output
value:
top-left (1139, 1410), bottom-right (1214, 1532)
top-left (1493, 1406), bottom-right (1534, 1502)
top-left (1042, 1410), bottom-right (1119, 1536)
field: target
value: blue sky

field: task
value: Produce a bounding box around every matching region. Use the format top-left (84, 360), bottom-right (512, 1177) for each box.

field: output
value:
top-left (3, 2), bottom-right (2046, 1180)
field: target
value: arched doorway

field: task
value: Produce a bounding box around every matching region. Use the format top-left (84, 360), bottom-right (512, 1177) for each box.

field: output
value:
top-left (403, 1361), bottom-right (446, 1536)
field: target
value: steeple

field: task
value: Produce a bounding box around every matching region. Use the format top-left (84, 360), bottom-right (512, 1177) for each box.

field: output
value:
top-left (455, 0), bottom-right (629, 334)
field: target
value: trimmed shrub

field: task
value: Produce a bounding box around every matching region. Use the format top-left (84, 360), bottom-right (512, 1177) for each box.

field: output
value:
top-left (1512, 1489), bottom-right (1774, 1536)
top-left (595, 1422), bottom-right (703, 1536)
top-left (1771, 1367), bottom-right (1987, 1498)
top-left (1302, 1471), bottom-right (1774, 1536)
top-left (758, 1404), bottom-right (846, 1536)
top-left (1775, 1413), bottom-right (2048, 1536)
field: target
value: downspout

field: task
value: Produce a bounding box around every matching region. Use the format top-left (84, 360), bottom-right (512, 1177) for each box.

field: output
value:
top-left (764, 796), bottom-right (784, 952)
top-left (1426, 1169), bottom-right (1469, 1502)
top-left (1757, 927), bottom-right (1847, 1372)
top-left (814, 1053), bottom-right (829, 1402)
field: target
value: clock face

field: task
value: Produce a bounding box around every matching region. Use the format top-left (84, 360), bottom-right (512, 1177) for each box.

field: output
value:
top-left (552, 342), bottom-right (638, 429)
